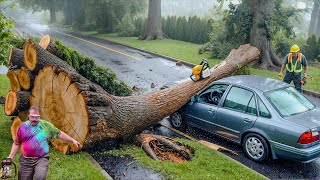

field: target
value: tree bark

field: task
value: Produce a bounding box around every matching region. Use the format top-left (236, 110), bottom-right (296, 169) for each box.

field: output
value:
top-left (4, 91), bottom-right (30, 116)
top-left (141, 0), bottom-right (164, 40)
top-left (309, 1), bottom-right (320, 36)
top-left (8, 48), bottom-right (24, 70)
top-left (248, 0), bottom-right (281, 69)
top-left (18, 110), bottom-right (29, 122)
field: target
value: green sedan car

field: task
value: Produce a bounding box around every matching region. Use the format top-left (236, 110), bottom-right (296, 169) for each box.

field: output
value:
top-left (170, 75), bottom-right (320, 163)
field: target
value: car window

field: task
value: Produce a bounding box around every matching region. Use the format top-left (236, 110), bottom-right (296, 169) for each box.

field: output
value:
top-left (223, 87), bottom-right (254, 114)
top-left (265, 87), bottom-right (315, 117)
top-left (258, 97), bottom-right (271, 118)
top-left (198, 84), bottom-right (228, 105)
top-left (246, 96), bottom-right (257, 116)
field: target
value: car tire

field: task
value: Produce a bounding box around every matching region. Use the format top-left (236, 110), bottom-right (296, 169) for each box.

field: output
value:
top-left (242, 133), bottom-right (269, 162)
top-left (169, 112), bottom-right (185, 130)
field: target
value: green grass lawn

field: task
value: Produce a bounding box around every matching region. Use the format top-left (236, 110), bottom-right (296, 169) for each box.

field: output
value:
top-left (83, 32), bottom-right (320, 92)
top-left (0, 75), bottom-right (106, 180)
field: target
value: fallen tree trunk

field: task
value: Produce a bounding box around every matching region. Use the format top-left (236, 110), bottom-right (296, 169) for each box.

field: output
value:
top-left (4, 91), bottom-right (30, 116)
top-left (8, 48), bottom-right (24, 70)
top-left (29, 44), bottom-right (259, 154)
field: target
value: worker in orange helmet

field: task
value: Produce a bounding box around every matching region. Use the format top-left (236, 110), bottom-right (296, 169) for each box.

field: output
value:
top-left (279, 44), bottom-right (308, 92)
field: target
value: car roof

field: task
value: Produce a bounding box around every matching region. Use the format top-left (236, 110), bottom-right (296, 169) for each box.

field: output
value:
top-left (216, 75), bottom-right (289, 92)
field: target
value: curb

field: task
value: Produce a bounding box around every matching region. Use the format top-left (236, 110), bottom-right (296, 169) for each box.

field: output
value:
top-left (79, 32), bottom-right (196, 69)
top-left (303, 89), bottom-right (320, 98)
top-left (88, 155), bottom-right (113, 180)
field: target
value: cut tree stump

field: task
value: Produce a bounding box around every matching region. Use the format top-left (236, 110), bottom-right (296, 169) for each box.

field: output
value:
top-left (39, 35), bottom-right (64, 60)
top-left (30, 66), bottom-right (89, 153)
top-left (17, 67), bottom-right (35, 91)
top-left (24, 39), bottom-right (74, 73)
top-left (6, 70), bottom-right (20, 92)
top-left (11, 117), bottom-right (23, 141)
top-left (4, 91), bottom-right (30, 116)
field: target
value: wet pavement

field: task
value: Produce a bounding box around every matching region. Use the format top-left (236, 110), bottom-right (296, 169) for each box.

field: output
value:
top-left (92, 154), bottom-right (164, 180)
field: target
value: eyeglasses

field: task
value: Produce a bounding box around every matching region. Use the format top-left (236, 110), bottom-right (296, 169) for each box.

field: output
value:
top-left (29, 114), bottom-right (40, 119)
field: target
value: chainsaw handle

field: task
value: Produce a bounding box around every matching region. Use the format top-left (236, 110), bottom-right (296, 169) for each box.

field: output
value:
top-left (200, 59), bottom-right (209, 79)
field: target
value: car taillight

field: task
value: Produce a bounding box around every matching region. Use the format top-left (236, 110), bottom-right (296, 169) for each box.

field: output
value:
top-left (298, 130), bottom-right (319, 144)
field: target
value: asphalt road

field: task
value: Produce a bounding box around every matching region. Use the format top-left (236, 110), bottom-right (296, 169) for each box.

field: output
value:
top-left (14, 20), bottom-right (190, 94)
top-left (15, 21), bottom-right (320, 179)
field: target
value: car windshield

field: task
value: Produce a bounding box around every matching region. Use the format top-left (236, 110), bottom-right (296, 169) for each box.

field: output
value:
top-left (265, 87), bottom-right (315, 117)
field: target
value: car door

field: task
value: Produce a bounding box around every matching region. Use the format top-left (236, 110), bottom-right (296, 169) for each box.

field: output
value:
top-left (213, 86), bottom-right (258, 142)
top-left (185, 84), bottom-right (229, 132)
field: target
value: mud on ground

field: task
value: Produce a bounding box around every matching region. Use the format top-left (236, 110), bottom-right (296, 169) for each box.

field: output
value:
top-left (85, 122), bottom-right (181, 180)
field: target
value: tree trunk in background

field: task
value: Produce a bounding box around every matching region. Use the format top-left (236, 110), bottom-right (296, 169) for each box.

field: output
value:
top-left (49, 6), bottom-right (56, 24)
top-left (141, 0), bottom-right (163, 40)
top-left (248, 0), bottom-right (281, 70)
top-left (64, 1), bottom-right (73, 25)
top-left (308, 1), bottom-right (320, 36)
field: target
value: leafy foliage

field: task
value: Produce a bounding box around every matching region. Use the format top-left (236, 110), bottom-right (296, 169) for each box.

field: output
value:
top-left (54, 40), bottom-right (132, 96)
top-left (117, 14), bottom-right (137, 37)
top-left (199, 3), bottom-right (240, 59)
top-left (0, 1), bottom-right (26, 66)
top-left (304, 35), bottom-right (320, 61)
top-left (83, 0), bottom-right (146, 33)
top-left (272, 0), bottom-right (298, 38)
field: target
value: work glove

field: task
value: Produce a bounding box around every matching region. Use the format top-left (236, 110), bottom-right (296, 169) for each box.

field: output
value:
top-left (278, 72), bottom-right (283, 79)
top-left (303, 73), bottom-right (307, 79)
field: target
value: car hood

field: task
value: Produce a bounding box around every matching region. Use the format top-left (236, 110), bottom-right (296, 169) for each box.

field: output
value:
top-left (285, 108), bottom-right (320, 129)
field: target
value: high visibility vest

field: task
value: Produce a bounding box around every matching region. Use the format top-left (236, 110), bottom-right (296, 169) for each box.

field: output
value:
top-left (286, 53), bottom-right (302, 73)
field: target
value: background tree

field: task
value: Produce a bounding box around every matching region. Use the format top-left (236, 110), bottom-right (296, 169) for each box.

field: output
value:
top-left (207, 0), bottom-right (299, 69)
top-left (17, 0), bottom-right (61, 23)
top-left (141, 0), bottom-right (163, 40)
top-left (308, 0), bottom-right (320, 36)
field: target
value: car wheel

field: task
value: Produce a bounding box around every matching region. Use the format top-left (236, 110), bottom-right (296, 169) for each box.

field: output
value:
top-left (243, 133), bottom-right (269, 162)
top-left (169, 112), bottom-right (185, 130)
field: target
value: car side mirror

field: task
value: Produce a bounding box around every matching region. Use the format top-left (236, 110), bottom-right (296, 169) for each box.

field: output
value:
top-left (190, 96), bottom-right (197, 102)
